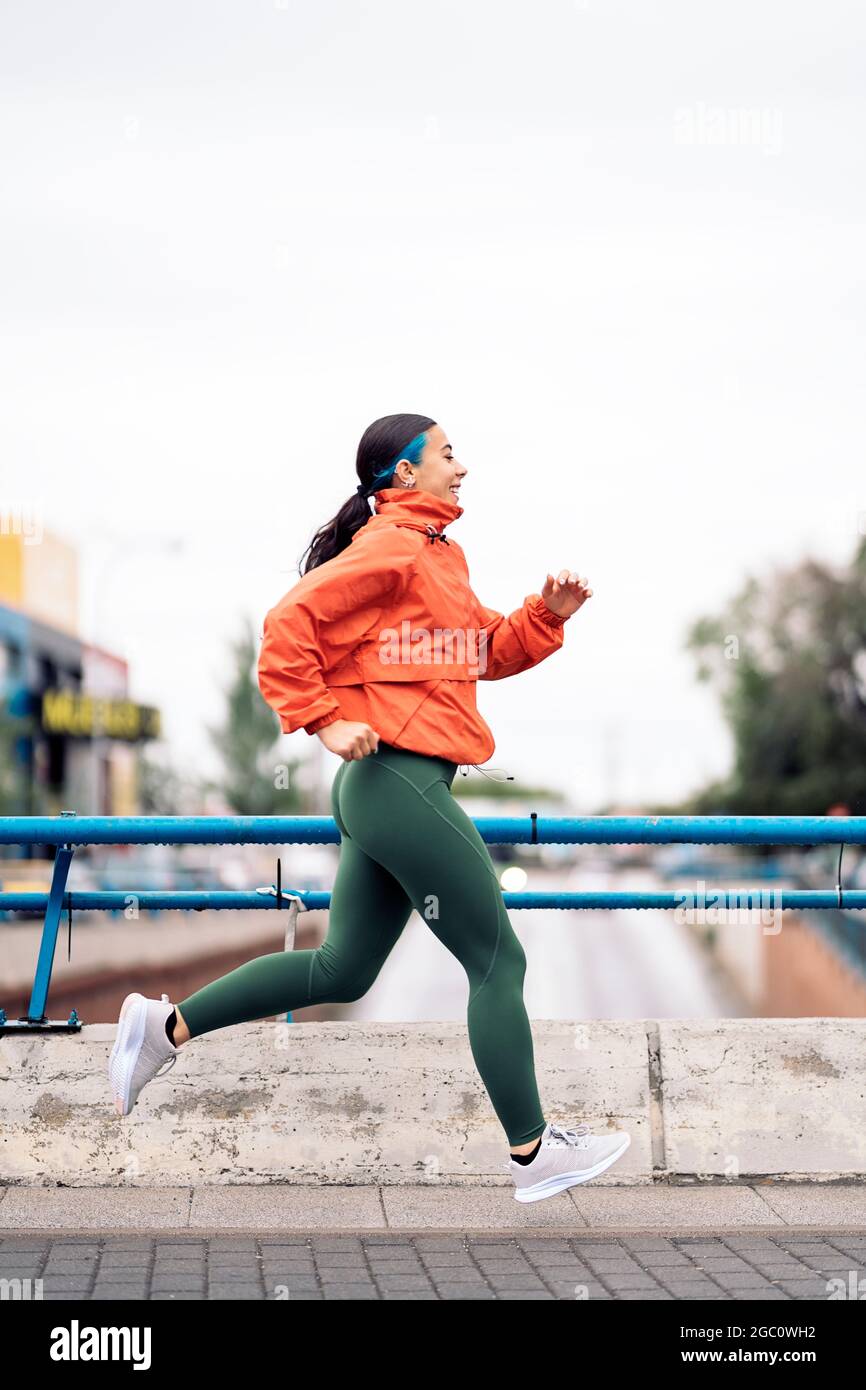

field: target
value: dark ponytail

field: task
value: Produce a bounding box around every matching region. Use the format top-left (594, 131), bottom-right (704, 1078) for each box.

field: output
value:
top-left (298, 413), bottom-right (436, 575)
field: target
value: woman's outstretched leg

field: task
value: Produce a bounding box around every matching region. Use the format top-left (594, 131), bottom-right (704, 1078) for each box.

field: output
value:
top-left (175, 763), bottom-right (413, 1037)
top-left (174, 831), bottom-right (413, 1037)
top-left (108, 759), bottom-right (413, 1113)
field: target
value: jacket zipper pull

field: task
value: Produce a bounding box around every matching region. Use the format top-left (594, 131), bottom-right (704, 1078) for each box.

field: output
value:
top-left (425, 524), bottom-right (450, 545)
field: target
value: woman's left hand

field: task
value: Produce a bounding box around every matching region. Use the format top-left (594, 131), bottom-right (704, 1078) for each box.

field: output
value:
top-left (542, 569), bottom-right (593, 618)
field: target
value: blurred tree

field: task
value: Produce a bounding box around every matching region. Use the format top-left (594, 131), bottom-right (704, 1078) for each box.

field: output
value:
top-left (684, 535), bottom-right (866, 814)
top-left (0, 699), bottom-right (35, 815)
top-left (452, 777), bottom-right (566, 803)
top-left (206, 614), bottom-right (303, 814)
top-left (137, 747), bottom-right (184, 814)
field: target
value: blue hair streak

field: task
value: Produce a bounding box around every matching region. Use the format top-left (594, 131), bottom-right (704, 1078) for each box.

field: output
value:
top-left (368, 429), bottom-right (429, 492)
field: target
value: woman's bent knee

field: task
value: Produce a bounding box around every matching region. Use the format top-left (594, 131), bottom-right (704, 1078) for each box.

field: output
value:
top-left (308, 952), bottom-right (378, 1006)
top-left (495, 925), bottom-right (528, 985)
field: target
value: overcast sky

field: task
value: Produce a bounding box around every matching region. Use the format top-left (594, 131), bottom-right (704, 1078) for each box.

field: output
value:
top-left (2, 0), bottom-right (864, 810)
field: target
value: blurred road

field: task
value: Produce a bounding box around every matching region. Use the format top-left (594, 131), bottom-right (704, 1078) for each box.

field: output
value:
top-left (329, 861), bottom-right (745, 1023)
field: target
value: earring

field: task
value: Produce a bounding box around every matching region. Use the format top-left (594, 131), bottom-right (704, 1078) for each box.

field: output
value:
top-left (403, 477), bottom-right (415, 488)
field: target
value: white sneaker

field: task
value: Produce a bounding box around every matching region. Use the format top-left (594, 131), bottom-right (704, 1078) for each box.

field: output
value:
top-left (506, 1121), bottom-right (631, 1202)
top-left (108, 992), bottom-right (179, 1117)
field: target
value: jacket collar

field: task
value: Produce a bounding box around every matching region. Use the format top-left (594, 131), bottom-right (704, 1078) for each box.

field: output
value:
top-left (372, 486), bottom-right (463, 535)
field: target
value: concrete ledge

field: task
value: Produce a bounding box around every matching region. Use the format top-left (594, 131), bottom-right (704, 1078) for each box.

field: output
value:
top-left (2, 1018), bottom-right (866, 1186)
top-left (659, 1018), bottom-right (866, 1176)
top-left (1, 1184), bottom-right (865, 1236)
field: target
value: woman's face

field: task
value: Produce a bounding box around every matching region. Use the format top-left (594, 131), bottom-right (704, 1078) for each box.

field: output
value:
top-left (393, 424), bottom-right (467, 504)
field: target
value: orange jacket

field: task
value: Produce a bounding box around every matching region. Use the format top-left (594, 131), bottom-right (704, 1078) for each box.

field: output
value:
top-left (257, 486), bottom-right (570, 765)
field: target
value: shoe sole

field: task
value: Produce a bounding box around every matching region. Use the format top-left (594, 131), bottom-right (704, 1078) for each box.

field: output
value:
top-left (513, 1133), bottom-right (631, 1202)
top-left (108, 992), bottom-right (148, 1117)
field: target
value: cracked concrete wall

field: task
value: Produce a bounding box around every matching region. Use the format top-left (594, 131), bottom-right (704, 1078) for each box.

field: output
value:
top-left (1, 1018), bottom-right (864, 1186)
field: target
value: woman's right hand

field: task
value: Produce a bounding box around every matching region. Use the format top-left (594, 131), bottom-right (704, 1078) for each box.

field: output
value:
top-left (316, 719), bottom-right (380, 761)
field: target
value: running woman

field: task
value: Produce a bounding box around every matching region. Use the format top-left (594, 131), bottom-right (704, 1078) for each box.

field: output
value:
top-left (109, 414), bottom-right (630, 1202)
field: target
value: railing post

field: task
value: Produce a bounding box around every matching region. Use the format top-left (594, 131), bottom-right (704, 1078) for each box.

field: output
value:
top-left (2, 843), bottom-right (83, 1033)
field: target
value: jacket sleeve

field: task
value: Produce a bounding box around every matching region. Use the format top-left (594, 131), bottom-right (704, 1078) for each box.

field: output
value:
top-left (474, 593), bottom-right (569, 682)
top-left (258, 531), bottom-right (417, 736)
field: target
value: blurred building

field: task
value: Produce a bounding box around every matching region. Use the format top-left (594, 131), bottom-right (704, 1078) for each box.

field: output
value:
top-left (0, 528), bottom-right (160, 834)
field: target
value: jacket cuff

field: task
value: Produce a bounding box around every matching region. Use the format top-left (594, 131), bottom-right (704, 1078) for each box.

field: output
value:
top-left (303, 710), bottom-right (342, 735)
top-left (529, 594), bottom-right (568, 628)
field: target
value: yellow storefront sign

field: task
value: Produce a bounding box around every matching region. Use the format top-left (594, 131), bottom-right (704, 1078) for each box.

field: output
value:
top-left (41, 689), bottom-right (160, 741)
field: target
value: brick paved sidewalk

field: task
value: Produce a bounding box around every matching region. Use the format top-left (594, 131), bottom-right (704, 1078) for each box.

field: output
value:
top-left (2, 1232), bottom-right (865, 1300)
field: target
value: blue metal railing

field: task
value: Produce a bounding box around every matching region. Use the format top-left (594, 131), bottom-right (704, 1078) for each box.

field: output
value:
top-left (3, 813), bottom-right (866, 846)
top-left (1, 814), bottom-right (864, 1033)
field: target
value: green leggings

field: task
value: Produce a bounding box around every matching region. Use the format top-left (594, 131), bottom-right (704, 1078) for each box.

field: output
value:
top-left (176, 741), bottom-right (547, 1147)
